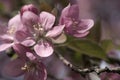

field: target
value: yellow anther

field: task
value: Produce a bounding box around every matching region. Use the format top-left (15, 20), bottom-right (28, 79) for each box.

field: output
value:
top-left (7, 26), bottom-right (16, 35)
top-left (21, 64), bottom-right (28, 70)
top-left (21, 64), bottom-right (30, 71)
top-left (33, 23), bottom-right (44, 32)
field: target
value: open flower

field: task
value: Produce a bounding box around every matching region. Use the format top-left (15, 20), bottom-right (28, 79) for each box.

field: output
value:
top-left (0, 14), bottom-right (29, 52)
top-left (19, 4), bottom-right (65, 57)
top-left (0, 4), bottom-right (65, 57)
top-left (59, 4), bottom-right (94, 38)
top-left (3, 44), bottom-right (47, 80)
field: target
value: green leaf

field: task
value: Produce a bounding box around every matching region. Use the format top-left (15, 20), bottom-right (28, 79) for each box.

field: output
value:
top-left (11, 54), bottom-right (18, 60)
top-left (100, 40), bottom-right (115, 53)
top-left (68, 39), bottom-right (107, 60)
top-left (0, 2), bottom-right (5, 13)
top-left (87, 21), bottom-right (101, 42)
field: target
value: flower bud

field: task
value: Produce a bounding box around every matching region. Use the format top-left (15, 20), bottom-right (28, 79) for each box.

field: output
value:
top-left (20, 4), bottom-right (38, 16)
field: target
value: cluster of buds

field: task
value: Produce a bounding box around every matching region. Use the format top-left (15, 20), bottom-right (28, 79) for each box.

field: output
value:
top-left (0, 3), bottom-right (94, 80)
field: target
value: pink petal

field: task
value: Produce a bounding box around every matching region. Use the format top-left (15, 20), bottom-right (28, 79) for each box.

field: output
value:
top-left (24, 62), bottom-right (47, 80)
top-left (60, 4), bottom-right (70, 17)
top-left (34, 40), bottom-right (53, 57)
top-left (73, 31), bottom-right (89, 38)
top-left (68, 4), bottom-right (79, 19)
top-left (13, 44), bottom-right (33, 60)
top-left (59, 4), bottom-right (70, 25)
top-left (24, 70), bottom-right (36, 80)
top-left (65, 18), bottom-right (73, 27)
top-left (77, 19), bottom-right (94, 33)
top-left (37, 62), bottom-right (47, 80)
top-left (45, 25), bottom-right (65, 38)
top-left (39, 11), bottom-right (55, 30)
top-left (3, 58), bottom-right (25, 77)
top-left (20, 4), bottom-right (38, 16)
top-left (8, 14), bottom-right (26, 31)
top-left (0, 35), bottom-right (14, 52)
top-left (0, 34), bottom-right (14, 40)
top-left (21, 39), bottom-right (35, 47)
top-left (26, 52), bottom-right (36, 60)
top-left (0, 43), bottom-right (14, 52)
top-left (15, 30), bottom-right (32, 42)
top-left (22, 11), bottom-right (39, 32)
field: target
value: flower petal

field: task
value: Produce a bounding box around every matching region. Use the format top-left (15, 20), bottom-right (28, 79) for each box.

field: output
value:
top-left (34, 40), bottom-right (53, 57)
top-left (22, 11), bottom-right (39, 32)
top-left (8, 14), bottom-right (26, 32)
top-left (20, 4), bottom-right (38, 16)
top-left (45, 25), bottom-right (65, 38)
top-left (39, 11), bottom-right (55, 30)
top-left (51, 33), bottom-right (67, 44)
top-left (21, 39), bottom-right (35, 47)
top-left (26, 52), bottom-right (36, 60)
top-left (37, 62), bottom-right (47, 80)
top-left (15, 30), bottom-right (32, 42)
top-left (59, 4), bottom-right (70, 25)
top-left (0, 35), bottom-right (14, 52)
top-left (68, 4), bottom-right (79, 19)
top-left (73, 31), bottom-right (89, 38)
top-left (24, 70), bottom-right (36, 80)
top-left (13, 44), bottom-right (33, 60)
top-left (0, 34), bottom-right (14, 40)
top-left (0, 43), bottom-right (14, 52)
top-left (3, 58), bottom-right (25, 77)
top-left (24, 62), bottom-right (47, 80)
top-left (77, 19), bottom-right (94, 33)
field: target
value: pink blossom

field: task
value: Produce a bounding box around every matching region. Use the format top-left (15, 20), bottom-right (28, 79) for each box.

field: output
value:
top-left (0, 14), bottom-right (29, 52)
top-left (59, 4), bottom-right (94, 38)
top-left (19, 4), bottom-right (65, 57)
top-left (20, 4), bottom-right (38, 16)
top-left (3, 44), bottom-right (47, 80)
top-left (0, 4), bottom-right (65, 57)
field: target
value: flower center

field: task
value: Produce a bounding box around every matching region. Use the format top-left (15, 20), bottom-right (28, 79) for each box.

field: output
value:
top-left (21, 62), bottom-right (36, 72)
top-left (33, 23), bottom-right (45, 37)
top-left (32, 23), bottom-right (51, 43)
top-left (33, 23), bottom-right (43, 31)
top-left (72, 18), bottom-right (79, 27)
top-left (7, 26), bottom-right (16, 35)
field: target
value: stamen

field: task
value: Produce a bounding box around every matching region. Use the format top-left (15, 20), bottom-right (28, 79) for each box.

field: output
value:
top-left (33, 24), bottom-right (38, 31)
top-left (7, 26), bottom-right (16, 35)
top-left (71, 18), bottom-right (79, 27)
top-left (21, 63), bottom-right (28, 70)
top-left (21, 62), bottom-right (36, 72)
top-left (33, 23), bottom-right (44, 31)
top-left (74, 21), bottom-right (79, 25)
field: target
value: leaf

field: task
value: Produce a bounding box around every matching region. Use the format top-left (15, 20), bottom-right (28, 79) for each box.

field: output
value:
top-left (0, 2), bottom-right (4, 12)
top-left (100, 40), bottom-right (115, 53)
top-left (68, 39), bottom-right (107, 60)
top-left (87, 21), bottom-right (101, 42)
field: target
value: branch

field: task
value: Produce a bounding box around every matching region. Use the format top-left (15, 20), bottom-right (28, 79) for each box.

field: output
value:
top-left (56, 52), bottom-right (120, 75)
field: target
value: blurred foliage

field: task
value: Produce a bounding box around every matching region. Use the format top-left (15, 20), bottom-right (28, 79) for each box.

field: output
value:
top-left (0, 2), bottom-right (5, 12)
top-left (87, 21), bottom-right (101, 43)
top-left (100, 40), bottom-right (115, 53)
top-left (68, 39), bottom-right (107, 60)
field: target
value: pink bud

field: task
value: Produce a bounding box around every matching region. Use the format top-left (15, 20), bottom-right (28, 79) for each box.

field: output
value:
top-left (20, 4), bottom-right (38, 16)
